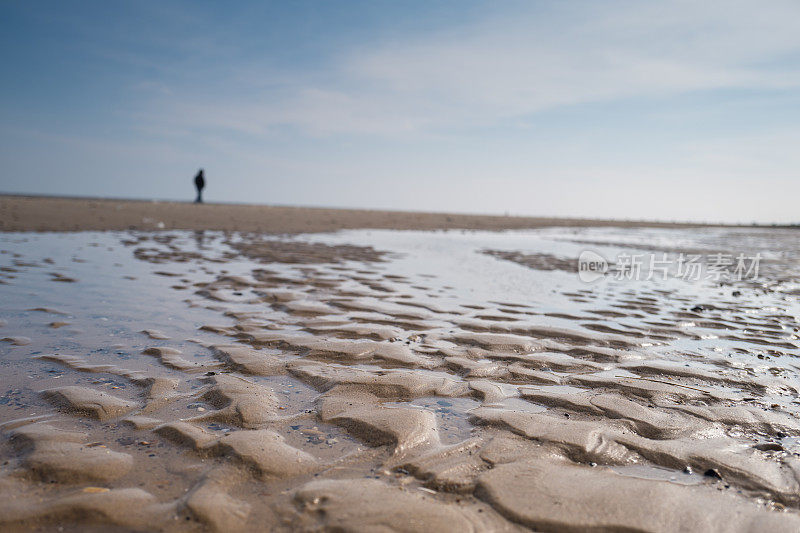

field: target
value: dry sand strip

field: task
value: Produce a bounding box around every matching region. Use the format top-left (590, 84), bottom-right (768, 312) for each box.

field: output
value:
top-left (0, 194), bottom-right (724, 233)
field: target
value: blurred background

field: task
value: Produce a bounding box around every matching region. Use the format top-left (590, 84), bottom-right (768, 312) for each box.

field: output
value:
top-left (1, 0), bottom-right (799, 223)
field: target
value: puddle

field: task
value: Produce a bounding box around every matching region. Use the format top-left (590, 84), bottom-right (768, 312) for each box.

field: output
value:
top-left (610, 464), bottom-right (707, 486)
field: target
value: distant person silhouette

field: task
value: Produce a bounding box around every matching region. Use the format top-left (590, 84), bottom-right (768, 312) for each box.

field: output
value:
top-left (194, 169), bottom-right (205, 203)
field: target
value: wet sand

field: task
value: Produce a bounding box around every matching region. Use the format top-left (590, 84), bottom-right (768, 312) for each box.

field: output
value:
top-left (2, 201), bottom-right (800, 531)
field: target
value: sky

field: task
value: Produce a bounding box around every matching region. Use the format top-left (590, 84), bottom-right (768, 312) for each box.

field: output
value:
top-left (2, 0), bottom-right (800, 223)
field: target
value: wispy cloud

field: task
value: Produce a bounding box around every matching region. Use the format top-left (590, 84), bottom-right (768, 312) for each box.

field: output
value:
top-left (134, 0), bottom-right (800, 138)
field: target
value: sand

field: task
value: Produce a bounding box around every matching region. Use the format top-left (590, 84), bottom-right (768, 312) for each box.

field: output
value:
top-left (0, 194), bottom-right (719, 233)
top-left (1, 196), bottom-right (800, 531)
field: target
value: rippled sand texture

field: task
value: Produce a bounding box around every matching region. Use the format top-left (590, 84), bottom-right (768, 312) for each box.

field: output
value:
top-left (2, 227), bottom-right (800, 531)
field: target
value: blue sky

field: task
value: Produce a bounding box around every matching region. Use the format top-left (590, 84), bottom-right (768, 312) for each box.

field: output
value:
top-left (2, 1), bottom-right (800, 223)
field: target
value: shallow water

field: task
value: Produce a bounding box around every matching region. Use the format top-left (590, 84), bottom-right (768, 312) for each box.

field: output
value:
top-left (2, 226), bottom-right (800, 530)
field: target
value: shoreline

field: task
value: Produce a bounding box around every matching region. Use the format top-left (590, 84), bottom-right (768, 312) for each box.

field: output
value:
top-left (0, 194), bottom-right (765, 233)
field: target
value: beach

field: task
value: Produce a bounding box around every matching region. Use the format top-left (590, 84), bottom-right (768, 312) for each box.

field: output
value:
top-left (0, 195), bottom-right (716, 233)
top-left (1, 196), bottom-right (800, 531)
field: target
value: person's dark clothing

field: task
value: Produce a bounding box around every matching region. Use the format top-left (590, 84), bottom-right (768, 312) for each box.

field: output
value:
top-left (194, 170), bottom-right (205, 203)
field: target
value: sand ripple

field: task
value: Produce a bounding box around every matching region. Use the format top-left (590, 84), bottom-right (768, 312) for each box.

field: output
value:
top-left (2, 228), bottom-right (800, 530)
